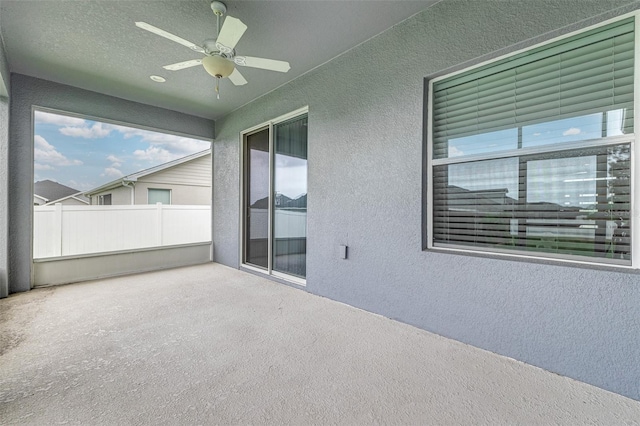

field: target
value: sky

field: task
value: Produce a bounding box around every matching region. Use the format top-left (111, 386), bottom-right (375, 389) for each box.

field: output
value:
top-left (445, 110), bottom-right (630, 207)
top-left (33, 110), bottom-right (211, 191)
top-left (445, 109), bottom-right (626, 159)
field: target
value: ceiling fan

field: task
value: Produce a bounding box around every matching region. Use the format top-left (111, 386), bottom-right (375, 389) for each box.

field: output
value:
top-left (135, 1), bottom-right (290, 99)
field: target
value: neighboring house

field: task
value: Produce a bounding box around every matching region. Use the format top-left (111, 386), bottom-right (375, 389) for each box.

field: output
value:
top-left (33, 179), bottom-right (89, 206)
top-left (84, 149), bottom-right (211, 205)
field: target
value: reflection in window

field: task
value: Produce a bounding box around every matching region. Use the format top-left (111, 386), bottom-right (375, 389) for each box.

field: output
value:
top-left (433, 145), bottom-right (630, 261)
top-left (447, 158), bottom-right (519, 199)
top-left (443, 108), bottom-right (630, 160)
top-left (523, 109), bottom-right (630, 148)
top-left (429, 17), bottom-right (635, 266)
top-left (446, 128), bottom-right (518, 158)
top-left (245, 128), bottom-right (270, 269)
top-left (273, 116), bottom-right (308, 278)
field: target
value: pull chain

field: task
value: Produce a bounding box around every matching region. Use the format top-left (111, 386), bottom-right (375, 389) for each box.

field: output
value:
top-left (215, 77), bottom-right (220, 100)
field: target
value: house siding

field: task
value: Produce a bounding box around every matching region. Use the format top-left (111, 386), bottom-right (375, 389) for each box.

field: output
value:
top-left (213, 0), bottom-right (640, 401)
top-left (134, 183), bottom-right (211, 205)
top-left (88, 154), bottom-right (211, 205)
top-left (135, 153), bottom-right (211, 205)
top-left (90, 187), bottom-right (132, 205)
top-left (8, 74), bottom-right (215, 294)
top-left (140, 154), bottom-right (211, 187)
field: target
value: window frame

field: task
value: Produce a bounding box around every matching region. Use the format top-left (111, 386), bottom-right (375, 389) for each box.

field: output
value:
top-left (147, 188), bottom-right (172, 205)
top-left (426, 11), bottom-right (640, 269)
top-left (99, 194), bottom-right (112, 205)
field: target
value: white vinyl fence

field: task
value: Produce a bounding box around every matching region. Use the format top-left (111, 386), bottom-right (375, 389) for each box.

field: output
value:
top-left (33, 204), bottom-right (211, 259)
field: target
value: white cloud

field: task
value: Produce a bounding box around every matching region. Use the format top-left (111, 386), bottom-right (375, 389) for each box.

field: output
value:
top-left (106, 154), bottom-right (123, 168)
top-left (34, 162), bottom-right (55, 171)
top-left (101, 167), bottom-right (124, 178)
top-left (34, 111), bottom-right (86, 127)
top-left (448, 146), bottom-right (464, 157)
top-left (68, 180), bottom-right (94, 190)
top-left (111, 125), bottom-right (210, 156)
top-left (60, 122), bottom-right (112, 139)
top-left (562, 127), bottom-right (582, 136)
top-left (533, 132), bottom-right (541, 137)
top-left (34, 135), bottom-right (83, 166)
top-left (133, 146), bottom-right (182, 163)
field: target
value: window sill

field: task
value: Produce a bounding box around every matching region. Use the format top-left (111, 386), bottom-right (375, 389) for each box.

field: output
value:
top-left (423, 245), bottom-right (640, 275)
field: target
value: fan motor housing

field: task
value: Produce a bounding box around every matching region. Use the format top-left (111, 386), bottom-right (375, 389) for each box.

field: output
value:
top-left (210, 1), bottom-right (227, 16)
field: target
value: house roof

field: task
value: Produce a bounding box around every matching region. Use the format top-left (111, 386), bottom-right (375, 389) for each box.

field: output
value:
top-left (84, 149), bottom-right (211, 196)
top-left (47, 192), bottom-right (90, 205)
top-left (34, 180), bottom-right (81, 203)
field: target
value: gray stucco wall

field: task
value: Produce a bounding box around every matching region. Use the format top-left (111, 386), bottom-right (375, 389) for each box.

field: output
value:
top-left (0, 23), bottom-right (9, 298)
top-left (0, 21), bottom-right (8, 97)
top-left (9, 74), bottom-right (215, 293)
top-left (213, 0), bottom-right (640, 400)
top-left (0, 97), bottom-right (8, 299)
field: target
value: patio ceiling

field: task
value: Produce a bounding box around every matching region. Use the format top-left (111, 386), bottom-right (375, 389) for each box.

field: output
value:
top-left (0, 0), bottom-right (436, 120)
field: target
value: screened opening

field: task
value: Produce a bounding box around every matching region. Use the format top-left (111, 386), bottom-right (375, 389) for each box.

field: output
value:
top-left (32, 109), bottom-right (211, 260)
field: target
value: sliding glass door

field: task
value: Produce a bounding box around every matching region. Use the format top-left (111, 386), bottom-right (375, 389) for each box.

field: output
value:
top-left (273, 115), bottom-right (308, 278)
top-left (242, 110), bottom-right (308, 281)
top-left (244, 128), bottom-right (270, 269)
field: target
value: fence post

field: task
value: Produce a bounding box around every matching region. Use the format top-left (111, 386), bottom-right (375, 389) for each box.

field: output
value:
top-left (53, 203), bottom-right (63, 256)
top-left (156, 202), bottom-right (163, 246)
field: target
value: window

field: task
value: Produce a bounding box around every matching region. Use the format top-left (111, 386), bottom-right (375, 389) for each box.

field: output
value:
top-left (148, 188), bottom-right (171, 205)
top-left (242, 108), bottom-right (308, 282)
top-left (99, 194), bottom-right (112, 205)
top-left (427, 16), bottom-right (635, 266)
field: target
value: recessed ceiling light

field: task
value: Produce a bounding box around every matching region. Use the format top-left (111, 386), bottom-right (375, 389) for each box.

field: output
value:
top-left (150, 75), bottom-right (166, 83)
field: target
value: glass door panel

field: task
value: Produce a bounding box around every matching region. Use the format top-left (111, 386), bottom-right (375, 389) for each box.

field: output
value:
top-left (273, 116), bottom-right (308, 278)
top-left (244, 128), bottom-right (270, 269)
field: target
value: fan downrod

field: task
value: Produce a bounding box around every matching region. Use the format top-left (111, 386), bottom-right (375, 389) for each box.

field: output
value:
top-left (210, 1), bottom-right (227, 17)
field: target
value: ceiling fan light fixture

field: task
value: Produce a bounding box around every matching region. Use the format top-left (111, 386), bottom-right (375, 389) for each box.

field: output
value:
top-left (202, 55), bottom-right (235, 78)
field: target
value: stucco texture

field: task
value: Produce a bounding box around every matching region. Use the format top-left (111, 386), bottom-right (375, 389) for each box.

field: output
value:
top-left (0, 23), bottom-right (8, 298)
top-left (213, 0), bottom-right (640, 400)
top-left (0, 97), bottom-right (7, 299)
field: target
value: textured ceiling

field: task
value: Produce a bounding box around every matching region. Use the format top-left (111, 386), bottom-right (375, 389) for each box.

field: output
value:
top-left (0, 0), bottom-right (436, 120)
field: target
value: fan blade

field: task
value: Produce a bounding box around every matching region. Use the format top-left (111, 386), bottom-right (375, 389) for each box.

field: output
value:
top-left (163, 59), bottom-right (202, 71)
top-left (135, 22), bottom-right (204, 53)
top-left (234, 56), bottom-right (290, 73)
top-left (215, 16), bottom-right (247, 53)
top-left (228, 68), bottom-right (247, 86)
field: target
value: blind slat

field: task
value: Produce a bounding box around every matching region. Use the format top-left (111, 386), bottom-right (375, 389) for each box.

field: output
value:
top-left (432, 20), bottom-right (634, 158)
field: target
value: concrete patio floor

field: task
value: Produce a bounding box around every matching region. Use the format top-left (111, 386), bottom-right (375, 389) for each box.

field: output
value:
top-left (1, 263), bottom-right (639, 425)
